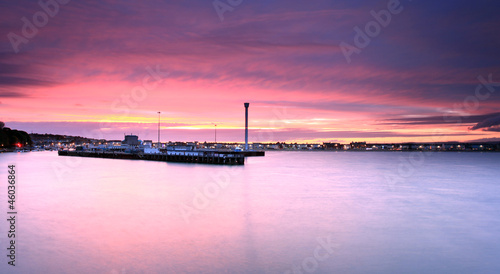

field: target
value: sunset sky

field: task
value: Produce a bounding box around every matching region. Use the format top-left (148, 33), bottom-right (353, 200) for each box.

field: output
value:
top-left (1, 0), bottom-right (500, 143)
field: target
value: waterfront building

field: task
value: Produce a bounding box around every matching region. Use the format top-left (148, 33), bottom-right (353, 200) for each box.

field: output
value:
top-left (122, 135), bottom-right (139, 146)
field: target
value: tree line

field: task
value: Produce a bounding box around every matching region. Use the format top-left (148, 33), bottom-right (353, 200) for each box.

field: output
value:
top-left (0, 122), bottom-right (32, 148)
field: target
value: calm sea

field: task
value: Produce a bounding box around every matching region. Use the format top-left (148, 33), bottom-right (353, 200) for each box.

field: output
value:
top-left (1, 151), bottom-right (499, 273)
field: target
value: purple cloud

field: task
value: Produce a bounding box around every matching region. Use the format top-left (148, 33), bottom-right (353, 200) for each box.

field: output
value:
top-left (470, 114), bottom-right (500, 131)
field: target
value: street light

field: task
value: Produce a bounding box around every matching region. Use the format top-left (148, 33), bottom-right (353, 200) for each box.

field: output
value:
top-left (213, 123), bottom-right (217, 143)
top-left (157, 111), bottom-right (161, 148)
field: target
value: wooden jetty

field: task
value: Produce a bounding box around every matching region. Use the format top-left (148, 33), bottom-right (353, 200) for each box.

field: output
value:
top-left (57, 149), bottom-right (263, 165)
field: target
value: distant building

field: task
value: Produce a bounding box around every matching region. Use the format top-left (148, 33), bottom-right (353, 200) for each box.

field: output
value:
top-left (167, 145), bottom-right (194, 151)
top-left (106, 140), bottom-right (123, 146)
top-left (324, 143), bottom-right (341, 150)
top-left (122, 135), bottom-right (139, 146)
top-left (350, 142), bottom-right (366, 150)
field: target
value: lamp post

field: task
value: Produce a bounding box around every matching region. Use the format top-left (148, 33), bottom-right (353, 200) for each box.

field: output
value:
top-left (157, 111), bottom-right (161, 148)
top-left (214, 123), bottom-right (217, 143)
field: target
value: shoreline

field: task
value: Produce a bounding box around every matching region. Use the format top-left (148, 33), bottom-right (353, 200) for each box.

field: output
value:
top-left (4, 149), bottom-right (499, 153)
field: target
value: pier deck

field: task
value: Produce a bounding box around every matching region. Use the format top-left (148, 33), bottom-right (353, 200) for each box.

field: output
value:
top-left (57, 149), bottom-right (265, 165)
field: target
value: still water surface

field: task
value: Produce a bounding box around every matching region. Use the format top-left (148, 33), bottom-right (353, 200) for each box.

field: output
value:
top-left (1, 151), bottom-right (499, 273)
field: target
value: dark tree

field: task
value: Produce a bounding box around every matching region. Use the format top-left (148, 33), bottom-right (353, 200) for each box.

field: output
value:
top-left (0, 122), bottom-right (32, 148)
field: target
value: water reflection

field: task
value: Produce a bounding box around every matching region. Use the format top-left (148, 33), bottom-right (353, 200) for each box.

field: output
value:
top-left (0, 151), bottom-right (499, 273)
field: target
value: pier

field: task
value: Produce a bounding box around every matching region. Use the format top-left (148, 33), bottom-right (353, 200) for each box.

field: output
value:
top-left (56, 102), bottom-right (267, 164)
top-left (57, 149), bottom-right (264, 165)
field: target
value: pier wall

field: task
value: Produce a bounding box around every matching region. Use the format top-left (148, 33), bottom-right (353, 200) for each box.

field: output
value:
top-left (58, 150), bottom-right (247, 165)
